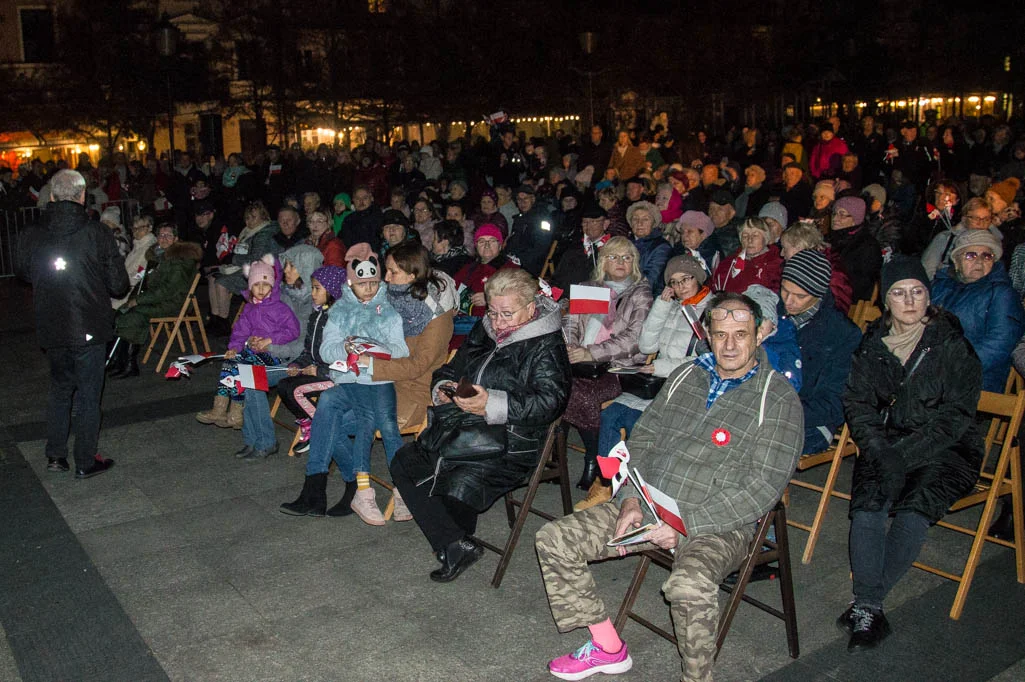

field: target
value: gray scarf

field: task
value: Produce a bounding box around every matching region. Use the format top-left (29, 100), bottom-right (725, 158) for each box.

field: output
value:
top-left (387, 284), bottom-right (433, 337)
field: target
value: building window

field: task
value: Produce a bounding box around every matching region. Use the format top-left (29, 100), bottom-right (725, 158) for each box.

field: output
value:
top-left (368, 0), bottom-right (388, 13)
top-left (184, 122), bottom-right (199, 154)
top-left (20, 8), bottom-right (56, 63)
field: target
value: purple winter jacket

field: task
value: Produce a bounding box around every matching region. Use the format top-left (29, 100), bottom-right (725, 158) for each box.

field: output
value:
top-left (228, 263), bottom-right (301, 352)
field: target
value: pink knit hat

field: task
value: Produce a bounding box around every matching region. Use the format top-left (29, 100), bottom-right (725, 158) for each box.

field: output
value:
top-left (345, 242), bottom-right (381, 284)
top-left (474, 223), bottom-right (504, 245)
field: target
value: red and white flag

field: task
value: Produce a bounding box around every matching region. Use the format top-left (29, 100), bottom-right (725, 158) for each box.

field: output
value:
top-left (634, 469), bottom-right (687, 537)
top-left (233, 364), bottom-right (269, 391)
top-left (569, 284), bottom-right (611, 315)
top-left (596, 440), bottom-right (631, 497)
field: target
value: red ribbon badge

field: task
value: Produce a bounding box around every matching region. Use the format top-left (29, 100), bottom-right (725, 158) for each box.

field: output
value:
top-left (712, 428), bottom-right (731, 447)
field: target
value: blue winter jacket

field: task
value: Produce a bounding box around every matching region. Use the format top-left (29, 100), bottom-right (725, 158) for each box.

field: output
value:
top-left (762, 315), bottom-right (803, 393)
top-left (781, 293), bottom-right (863, 435)
top-left (320, 284), bottom-right (410, 384)
top-left (633, 230), bottom-right (672, 297)
top-left (931, 262), bottom-right (1025, 392)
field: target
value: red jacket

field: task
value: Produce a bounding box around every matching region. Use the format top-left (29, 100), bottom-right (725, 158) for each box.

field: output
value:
top-left (809, 137), bottom-right (850, 180)
top-left (314, 231), bottom-right (346, 267)
top-left (711, 245), bottom-right (783, 294)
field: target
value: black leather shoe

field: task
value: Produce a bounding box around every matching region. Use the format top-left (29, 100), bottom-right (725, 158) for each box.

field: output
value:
top-left (326, 480), bottom-right (358, 517)
top-left (835, 602), bottom-right (857, 637)
top-left (241, 443), bottom-right (279, 460)
top-left (47, 457), bottom-right (70, 473)
top-left (847, 605), bottom-right (891, 652)
top-left (723, 562), bottom-right (778, 586)
top-left (430, 537), bottom-right (484, 583)
top-left (234, 444), bottom-right (255, 459)
top-left (75, 457), bottom-right (115, 479)
top-left (576, 457), bottom-right (600, 491)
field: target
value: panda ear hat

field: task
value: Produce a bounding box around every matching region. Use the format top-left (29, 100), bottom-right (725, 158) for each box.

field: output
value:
top-left (345, 243), bottom-right (382, 284)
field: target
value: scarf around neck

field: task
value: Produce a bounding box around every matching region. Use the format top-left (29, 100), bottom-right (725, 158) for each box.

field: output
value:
top-left (387, 284), bottom-right (433, 337)
top-left (883, 320), bottom-right (926, 366)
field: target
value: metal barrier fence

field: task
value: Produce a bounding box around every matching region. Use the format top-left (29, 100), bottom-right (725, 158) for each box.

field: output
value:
top-left (1, 199), bottom-right (140, 278)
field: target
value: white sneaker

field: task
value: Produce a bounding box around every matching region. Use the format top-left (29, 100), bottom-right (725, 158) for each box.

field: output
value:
top-left (350, 488), bottom-right (386, 526)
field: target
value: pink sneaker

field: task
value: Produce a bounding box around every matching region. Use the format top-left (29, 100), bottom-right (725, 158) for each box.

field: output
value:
top-left (548, 640), bottom-right (632, 680)
top-left (296, 418), bottom-right (312, 443)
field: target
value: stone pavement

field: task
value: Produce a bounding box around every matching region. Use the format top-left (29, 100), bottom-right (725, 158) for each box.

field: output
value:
top-left (2, 278), bottom-right (1024, 682)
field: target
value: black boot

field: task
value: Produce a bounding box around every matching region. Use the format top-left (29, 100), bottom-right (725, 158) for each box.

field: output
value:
top-left (111, 344), bottom-right (140, 379)
top-left (106, 339), bottom-right (128, 374)
top-left (575, 428), bottom-right (601, 491)
top-left (430, 537), bottom-right (484, 583)
top-left (280, 473), bottom-right (328, 516)
top-left (988, 498), bottom-right (1014, 541)
top-left (326, 479), bottom-right (358, 517)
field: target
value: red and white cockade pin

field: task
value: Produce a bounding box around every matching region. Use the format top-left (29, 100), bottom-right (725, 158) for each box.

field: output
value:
top-left (712, 428), bottom-right (731, 446)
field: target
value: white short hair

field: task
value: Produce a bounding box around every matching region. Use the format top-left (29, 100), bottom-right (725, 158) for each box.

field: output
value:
top-left (50, 169), bottom-right (87, 202)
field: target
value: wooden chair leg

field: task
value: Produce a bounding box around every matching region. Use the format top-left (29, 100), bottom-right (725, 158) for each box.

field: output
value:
top-left (286, 426), bottom-right (303, 457)
top-left (185, 321), bottom-right (198, 355)
top-left (773, 506), bottom-right (800, 658)
top-left (716, 511), bottom-right (774, 657)
top-left (491, 443), bottom-right (557, 588)
top-left (1012, 444), bottom-right (1025, 583)
top-left (614, 554), bottom-right (653, 632)
top-left (142, 322), bottom-right (163, 365)
top-left (556, 431), bottom-right (574, 516)
top-left (269, 395), bottom-right (282, 419)
top-left (801, 443), bottom-right (849, 564)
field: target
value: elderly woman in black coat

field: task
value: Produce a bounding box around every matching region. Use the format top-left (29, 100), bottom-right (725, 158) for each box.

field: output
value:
top-left (838, 256), bottom-right (983, 652)
top-left (390, 268), bottom-right (571, 582)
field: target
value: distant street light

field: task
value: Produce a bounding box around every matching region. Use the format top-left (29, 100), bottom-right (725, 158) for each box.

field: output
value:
top-left (156, 15), bottom-right (179, 164)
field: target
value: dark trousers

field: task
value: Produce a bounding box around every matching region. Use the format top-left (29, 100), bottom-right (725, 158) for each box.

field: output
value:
top-left (390, 446), bottom-right (479, 553)
top-left (849, 501), bottom-right (931, 609)
top-left (45, 344), bottom-right (106, 470)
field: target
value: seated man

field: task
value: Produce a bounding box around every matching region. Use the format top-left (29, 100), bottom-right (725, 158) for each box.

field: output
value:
top-left (778, 250), bottom-right (862, 453)
top-left (536, 292), bottom-right (803, 682)
top-left (551, 203), bottom-right (610, 293)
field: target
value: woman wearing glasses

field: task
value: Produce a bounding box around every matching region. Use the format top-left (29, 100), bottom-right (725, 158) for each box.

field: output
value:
top-left (710, 216), bottom-right (783, 294)
top-left (562, 237), bottom-right (654, 509)
top-left (839, 256), bottom-right (983, 651)
top-left (389, 268), bottom-right (571, 582)
top-left (920, 197), bottom-right (998, 280)
top-left (930, 230), bottom-right (1025, 392)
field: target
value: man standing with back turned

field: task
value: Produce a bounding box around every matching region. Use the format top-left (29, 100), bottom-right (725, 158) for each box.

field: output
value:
top-left (16, 169), bottom-right (128, 478)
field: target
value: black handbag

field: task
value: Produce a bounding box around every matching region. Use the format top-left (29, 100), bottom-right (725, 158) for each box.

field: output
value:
top-left (571, 361), bottom-right (611, 380)
top-left (418, 403), bottom-right (507, 462)
top-left (618, 372), bottom-right (666, 400)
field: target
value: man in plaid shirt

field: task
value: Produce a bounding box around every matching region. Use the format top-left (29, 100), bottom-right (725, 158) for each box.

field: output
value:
top-left (537, 291), bottom-right (804, 682)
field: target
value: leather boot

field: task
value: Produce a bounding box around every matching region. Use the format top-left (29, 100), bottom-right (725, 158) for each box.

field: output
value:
top-left (988, 498), bottom-right (1014, 541)
top-left (220, 400), bottom-right (244, 429)
top-left (280, 473), bottom-right (328, 516)
top-left (111, 344), bottom-right (140, 379)
top-left (576, 455), bottom-right (600, 491)
top-left (196, 395), bottom-right (230, 425)
top-left (326, 480), bottom-right (358, 517)
top-left (430, 537), bottom-right (484, 583)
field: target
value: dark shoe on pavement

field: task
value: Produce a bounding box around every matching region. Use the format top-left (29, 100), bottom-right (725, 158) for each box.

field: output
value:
top-left (111, 344), bottom-right (140, 379)
top-left (430, 537), bottom-right (484, 583)
top-left (47, 457), bottom-right (70, 473)
top-left (279, 473), bottom-right (328, 517)
top-left (75, 456), bottom-right (115, 480)
top-left (234, 444), bottom-right (255, 459)
top-left (847, 605), bottom-right (891, 652)
top-left (326, 480), bottom-right (358, 517)
top-left (835, 602), bottom-right (857, 637)
top-left (241, 443), bottom-right (279, 460)
top-left (724, 562), bottom-right (778, 586)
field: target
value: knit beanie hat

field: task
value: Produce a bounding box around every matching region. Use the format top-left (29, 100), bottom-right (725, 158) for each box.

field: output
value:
top-left (813, 180), bottom-right (836, 201)
top-left (833, 196), bottom-right (866, 225)
top-left (474, 223), bottom-right (504, 245)
top-left (333, 192), bottom-right (351, 208)
top-left (862, 183), bottom-right (887, 209)
top-left (679, 210), bottom-right (714, 239)
top-left (311, 265), bottom-right (347, 301)
top-left (709, 189), bottom-right (734, 206)
top-left (664, 254), bottom-right (708, 286)
top-left (743, 284), bottom-right (779, 329)
top-left (100, 206), bottom-right (122, 228)
top-left (881, 255), bottom-right (929, 298)
top-left (345, 242), bottom-right (381, 284)
top-left (951, 229), bottom-right (1003, 262)
top-left (758, 202), bottom-right (789, 229)
top-left (248, 257), bottom-right (275, 288)
top-left (381, 208), bottom-right (411, 229)
top-left (989, 177), bottom-right (1021, 206)
top-left (782, 249), bottom-right (832, 299)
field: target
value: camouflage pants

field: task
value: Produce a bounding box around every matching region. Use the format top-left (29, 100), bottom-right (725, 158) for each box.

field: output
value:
top-left (535, 502), bottom-right (752, 682)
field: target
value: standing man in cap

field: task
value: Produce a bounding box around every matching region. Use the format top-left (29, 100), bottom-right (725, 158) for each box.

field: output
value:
top-left (779, 250), bottom-right (862, 453)
top-left (931, 230), bottom-right (1024, 392)
top-left (505, 184), bottom-right (554, 277)
top-left (16, 169), bottom-right (128, 478)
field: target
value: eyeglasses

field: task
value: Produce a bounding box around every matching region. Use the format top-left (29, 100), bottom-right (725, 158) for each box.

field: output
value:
top-left (476, 238), bottom-right (500, 248)
top-left (888, 286), bottom-right (928, 300)
top-left (708, 307), bottom-right (753, 322)
top-left (605, 254), bottom-right (634, 263)
top-left (965, 214), bottom-right (991, 224)
top-left (668, 275), bottom-right (695, 287)
top-left (961, 250), bottom-right (995, 262)
top-left (485, 303), bottom-right (531, 320)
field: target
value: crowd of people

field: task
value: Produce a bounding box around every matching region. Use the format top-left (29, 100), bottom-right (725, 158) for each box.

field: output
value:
top-left (13, 107), bottom-right (1025, 681)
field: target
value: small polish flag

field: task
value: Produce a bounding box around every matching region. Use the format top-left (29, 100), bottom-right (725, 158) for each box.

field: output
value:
top-left (234, 365), bottom-right (269, 391)
top-left (28, 186), bottom-right (39, 201)
top-left (569, 285), bottom-right (611, 315)
top-left (268, 163), bottom-right (282, 176)
top-left (596, 440), bottom-right (631, 497)
top-left (633, 469), bottom-right (687, 537)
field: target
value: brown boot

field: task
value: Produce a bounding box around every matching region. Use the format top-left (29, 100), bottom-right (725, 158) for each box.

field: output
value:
top-left (573, 479), bottom-right (612, 512)
top-left (196, 395), bottom-right (229, 425)
top-left (220, 400), bottom-right (244, 429)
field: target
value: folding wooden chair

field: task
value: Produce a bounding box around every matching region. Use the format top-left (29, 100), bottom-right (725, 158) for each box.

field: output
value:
top-left (614, 501), bottom-right (799, 660)
top-left (911, 389), bottom-right (1025, 619)
top-left (786, 424), bottom-right (858, 563)
top-left (475, 419), bottom-right (573, 587)
top-left (142, 272), bottom-right (211, 373)
top-left (847, 283), bottom-right (881, 332)
top-left (540, 240), bottom-right (560, 280)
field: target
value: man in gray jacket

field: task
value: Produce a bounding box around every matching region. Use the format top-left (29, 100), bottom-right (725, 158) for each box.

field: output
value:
top-left (536, 291), bottom-right (803, 682)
